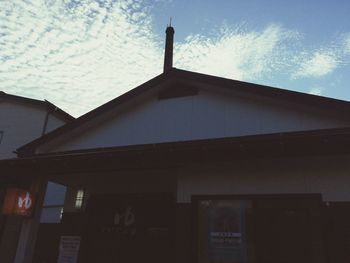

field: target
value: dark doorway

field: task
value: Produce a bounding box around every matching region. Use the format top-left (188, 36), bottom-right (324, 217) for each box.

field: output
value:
top-left (193, 194), bottom-right (323, 263)
top-left (254, 207), bottom-right (312, 263)
top-left (253, 196), bottom-right (322, 263)
top-left (324, 202), bottom-right (350, 263)
top-left (82, 193), bottom-right (175, 263)
top-left (33, 223), bottom-right (61, 263)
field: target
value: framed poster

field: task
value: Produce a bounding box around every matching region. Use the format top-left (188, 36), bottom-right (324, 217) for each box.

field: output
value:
top-left (57, 236), bottom-right (81, 263)
top-left (195, 198), bottom-right (251, 263)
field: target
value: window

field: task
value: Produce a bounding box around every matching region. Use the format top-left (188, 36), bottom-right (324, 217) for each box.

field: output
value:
top-left (40, 182), bottom-right (67, 223)
top-left (195, 198), bottom-right (252, 263)
top-left (75, 189), bottom-right (85, 209)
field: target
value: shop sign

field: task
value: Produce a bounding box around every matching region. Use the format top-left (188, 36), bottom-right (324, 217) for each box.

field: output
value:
top-left (2, 188), bottom-right (35, 217)
top-left (57, 236), bottom-right (81, 263)
top-left (100, 206), bottom-right (137, 237)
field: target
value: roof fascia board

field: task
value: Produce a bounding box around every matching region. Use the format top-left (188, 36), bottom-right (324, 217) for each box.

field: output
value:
top-left (0, 91), bottom-right (74, 122)
top-left (190, 80), bottom-right (347, 120)
top-left (174, 69), bottom-right (350, 116)
top-left (44, 100), bottom-right (75, 122)
top-left (19, 126), bottom-right (350, 158)
top-left (8, 127), bottom-right (350, 174)
top-left (36, 78), bottom-right (171, 154)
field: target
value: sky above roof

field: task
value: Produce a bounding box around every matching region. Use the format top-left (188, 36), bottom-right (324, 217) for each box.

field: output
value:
top-left (1, 0), bottom-right (349, 117)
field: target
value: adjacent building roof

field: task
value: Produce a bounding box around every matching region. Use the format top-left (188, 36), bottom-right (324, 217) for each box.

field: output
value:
top-left (16, 68), bottom-right (350, 156)
top-left (0, 91), bottom-right (74, 122)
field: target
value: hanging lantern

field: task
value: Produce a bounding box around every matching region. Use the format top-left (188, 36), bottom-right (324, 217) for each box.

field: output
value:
top-left (2, 188), bottom-right (36, 217)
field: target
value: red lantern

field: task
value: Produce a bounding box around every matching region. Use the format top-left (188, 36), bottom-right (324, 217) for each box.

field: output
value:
top-left (2, 188), bottom-right (36, 217)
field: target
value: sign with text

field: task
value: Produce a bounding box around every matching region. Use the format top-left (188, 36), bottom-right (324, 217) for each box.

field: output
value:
top-left (2, 188), bottom-right (35, 217)
top-left (57, 236), bottom-right (81, 263)
top-left (206, 200), bottom-right (248, 262)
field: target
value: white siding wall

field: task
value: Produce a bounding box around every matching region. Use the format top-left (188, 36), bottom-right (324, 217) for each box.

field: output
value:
top-left (177, 155), bottom-right (350, 202)
top-left (0, 102), bottom-right (46, 159)
top-left (49, 90), bottom-right (350, 153)
top-left (0, 101), bottom-right (67, 159)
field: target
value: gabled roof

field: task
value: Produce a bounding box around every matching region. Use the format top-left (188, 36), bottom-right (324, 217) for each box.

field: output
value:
top-left (0, 91), bottom-right (74, 122)
top-left (16, 68), bottom-right (350, 156)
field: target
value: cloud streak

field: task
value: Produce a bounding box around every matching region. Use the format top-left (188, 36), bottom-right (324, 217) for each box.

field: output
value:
top-left (0, 1), bottom-right (349, 116)
top-left (0, 0), bottom-right (164, 116)
top-left (292, 51), bottom-right (339, 79)
top-left (175, 24), bottom-right (299, 81)
top-left (345, 35), bottom-right (350, 54)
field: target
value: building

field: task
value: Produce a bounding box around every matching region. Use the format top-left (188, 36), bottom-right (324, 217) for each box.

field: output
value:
top-left (0, 92), bottom-right (74, 262)
top-left (2, 26), bottom-right (350, 263)
top-left (0, 91), bottom-right (73, 159)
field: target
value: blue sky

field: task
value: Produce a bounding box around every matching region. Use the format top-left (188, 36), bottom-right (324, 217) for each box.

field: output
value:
top-left (1, 0), bottom-right (349, 116)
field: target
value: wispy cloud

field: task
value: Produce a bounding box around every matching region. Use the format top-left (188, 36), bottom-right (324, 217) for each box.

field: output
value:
top-left (308, 86), bottom-right (323, 96)
top-left (292, 51), bottom-right (339, 79)
top-left (0, 1), bottom-right (349, 116)
top-left (345, 35), bottom-right (350, 54)
top-left (175, 24), bottom-right (299, 81)
top-left (0, 0), bottom-right (163, 116)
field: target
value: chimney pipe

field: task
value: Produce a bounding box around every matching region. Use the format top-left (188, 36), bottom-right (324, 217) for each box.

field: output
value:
top-left (163, 25), bottom-right (174, 73)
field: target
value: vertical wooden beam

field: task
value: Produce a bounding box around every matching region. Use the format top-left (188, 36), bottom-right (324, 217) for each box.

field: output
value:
top-left (0, 216), bottom-right (22, 263)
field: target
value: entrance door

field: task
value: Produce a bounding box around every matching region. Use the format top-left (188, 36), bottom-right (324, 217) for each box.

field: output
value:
top-left (194, 195), bottom-right (323, 263)
top-left (254, 207), bottom-right (312, 263)
top-left (254, 196), bottom-right (321, 263)
top-left (82, 194), bottom-right (174, 263)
